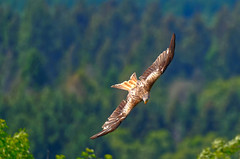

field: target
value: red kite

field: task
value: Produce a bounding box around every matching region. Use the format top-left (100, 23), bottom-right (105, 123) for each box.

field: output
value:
top-left (90, 33), bottom-right (176, 139)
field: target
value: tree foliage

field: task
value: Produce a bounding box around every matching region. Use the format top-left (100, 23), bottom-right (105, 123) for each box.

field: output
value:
top-left (79, 148), bottom-right (97, 159)
top-left (0, 119), bottom-right (33, 159)
top-left (56, 148), bottom-right (112, 159)
top-left (0, 0), bottom-right (240, 158)
top-left (198, 135), bottom-right (240, 159)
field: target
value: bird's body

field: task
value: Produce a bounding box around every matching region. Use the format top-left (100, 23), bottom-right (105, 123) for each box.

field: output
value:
top-left (121, 77), bottom-right (147, 114)
top-left (90, 33), bottom-right (176, 139)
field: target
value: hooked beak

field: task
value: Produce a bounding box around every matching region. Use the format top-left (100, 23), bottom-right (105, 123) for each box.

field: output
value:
top-left (144, 99), bottom-right (149, 104)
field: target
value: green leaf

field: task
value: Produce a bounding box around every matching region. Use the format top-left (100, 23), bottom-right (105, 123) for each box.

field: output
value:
top-left (56, 154), bottom-right (66, 159)
top-left (86, 148), bottom-right (94, 153)
top-left (104, 154), bottom-right (113, 159)
top-left (81, 151), bottom-right (88, 158)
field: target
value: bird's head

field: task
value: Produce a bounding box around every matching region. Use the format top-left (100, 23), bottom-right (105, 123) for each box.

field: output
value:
top-left (143, 92), bottom-right (150, 104)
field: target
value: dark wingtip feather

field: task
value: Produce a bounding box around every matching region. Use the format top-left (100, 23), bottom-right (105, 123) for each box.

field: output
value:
top-left (169, 33), bottom-right (176, 56)
top-left (90, 135), bottom-right (97, 139)
top-left (90, 129), bottom-right (110, 139)
top-left (90, 121), bottom-right (121, 139)
top-left (90, 100), bottom-right (128, 140)
top-left (90, 130), bottom-right (105, 139)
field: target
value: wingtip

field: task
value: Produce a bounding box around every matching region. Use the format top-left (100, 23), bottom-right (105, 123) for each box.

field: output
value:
top-left (172, 33), bottom-right (176, 38)
top-left (90, 132), bottom-right (101, 140)
top-left (169, 33), bottom-right (176, 54)
top-left (90, 135), bottom-right (97, 140)
top-left (90, 129), bottom-right (110, 140)
top-left (171, 33), bottom-right (176, 45)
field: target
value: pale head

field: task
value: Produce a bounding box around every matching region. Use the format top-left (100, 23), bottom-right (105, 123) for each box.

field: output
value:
top-left (143, 92), bottom-right (150, 104)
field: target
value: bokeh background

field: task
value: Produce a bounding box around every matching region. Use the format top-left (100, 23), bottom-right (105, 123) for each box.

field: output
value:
top-left (0, 0), bottom-right (240, 158)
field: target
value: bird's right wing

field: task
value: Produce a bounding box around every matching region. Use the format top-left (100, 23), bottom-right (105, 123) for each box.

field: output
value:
top-left (90, 98), bottom-right (140, 139)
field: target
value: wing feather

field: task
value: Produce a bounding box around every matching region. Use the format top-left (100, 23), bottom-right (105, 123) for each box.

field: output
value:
top-left (90, 98), bottom-right (139, 139)
top-left (139, 33), bottom-right (175, 90)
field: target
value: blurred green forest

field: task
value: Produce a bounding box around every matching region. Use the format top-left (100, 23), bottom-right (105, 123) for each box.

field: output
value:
top-left (0, 0), bottom-right (240, 158)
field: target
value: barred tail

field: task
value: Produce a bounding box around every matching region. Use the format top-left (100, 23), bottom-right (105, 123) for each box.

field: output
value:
top-left (111, 72), bottom-right (137, 91)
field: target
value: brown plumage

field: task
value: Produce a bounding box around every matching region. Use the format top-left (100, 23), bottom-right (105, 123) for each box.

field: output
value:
top-left (90, 33), bottom-right (176, 139)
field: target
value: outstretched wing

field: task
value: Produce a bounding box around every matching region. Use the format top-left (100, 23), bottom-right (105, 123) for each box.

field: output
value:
top-left (90, 97), bottom-right (140, 139)
top-left (139, 33), bottom-right (175, 90)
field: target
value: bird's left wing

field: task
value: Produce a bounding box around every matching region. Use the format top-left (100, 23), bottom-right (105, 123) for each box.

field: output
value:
top-left (139, 33), bottom-right (175, 90)
top-left (90, 97), bottom-right (140, 139)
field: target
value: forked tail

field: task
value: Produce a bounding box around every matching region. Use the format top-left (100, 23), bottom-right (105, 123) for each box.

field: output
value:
top-left (111, 72), bottom-right (138, 91)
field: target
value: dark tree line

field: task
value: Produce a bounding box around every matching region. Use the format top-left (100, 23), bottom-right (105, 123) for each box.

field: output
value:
top-left (0, 0), bottom-right (240, 158)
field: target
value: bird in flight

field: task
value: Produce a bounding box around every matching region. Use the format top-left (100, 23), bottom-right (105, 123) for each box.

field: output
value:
top-left (90, 33), bottom-right (176, 139)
